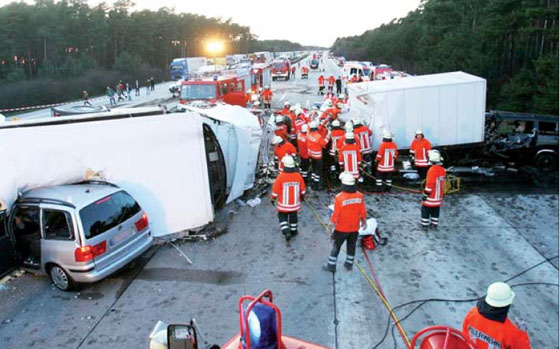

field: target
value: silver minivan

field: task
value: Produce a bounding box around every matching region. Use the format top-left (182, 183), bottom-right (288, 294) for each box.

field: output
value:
top-left (6, 181), bottom-right (153, 291)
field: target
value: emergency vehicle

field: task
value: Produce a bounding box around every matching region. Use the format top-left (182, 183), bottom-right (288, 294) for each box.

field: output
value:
top-left (251, 63), bottom-right (272, 91)
top-left (271, 59), bottom-right (291, 81)
top-left (342, 61), bottom-right (372, 82)
top-left (179, 67), bottom-right (253, 107)
top-left (373, 64), bottom-right (393, 80)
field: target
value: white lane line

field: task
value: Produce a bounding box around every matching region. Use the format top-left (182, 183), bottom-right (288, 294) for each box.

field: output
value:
top-left (279, 92), bottom-right (287, 101)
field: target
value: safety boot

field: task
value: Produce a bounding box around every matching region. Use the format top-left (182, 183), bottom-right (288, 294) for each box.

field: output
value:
top-left (343, 262), bottom-right (353, 271)
top-left (322, 263), bottom-right (336, 273)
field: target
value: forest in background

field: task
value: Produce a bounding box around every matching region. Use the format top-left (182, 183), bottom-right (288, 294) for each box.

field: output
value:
top-left (0, 0), bottom-right (307, 109)
top-left (331, 0), bottom-right (558, 115)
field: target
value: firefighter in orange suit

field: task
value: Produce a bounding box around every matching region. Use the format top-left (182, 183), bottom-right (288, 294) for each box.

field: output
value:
top-left (353, 118), bottom-right (373, 174)
top-left (262, 85), bottom-right (273, 110)
top-left (328, 120), bottom-right (345, 177)
top-left (463, 282), bottom-right (531, 349)
top-left (297, 124), bottom-right (310, 182)
top-left (421, 150), bottom-right (446, 230)
top-left (410, 129), bottom-right (432, 181)
top-left (274, 115), bottom-right (289, 142)
top-left (271, 155), bottom-right (306, 242)
top-left (375, 130), bottom-right (398, 192)
top-left (307, 120), bottom-right (328, 190)
top-left (272, 135), bottom-right (296, 173)
top-left (323, 172), bottom-right (367, 272)
top-left (339, 132), bottom-right (362, 182)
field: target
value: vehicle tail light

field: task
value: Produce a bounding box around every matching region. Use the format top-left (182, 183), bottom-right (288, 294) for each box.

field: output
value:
top-left (75, 241), bottom-right (106, 262)
top-left (135, 213), bottom-right (149, 232)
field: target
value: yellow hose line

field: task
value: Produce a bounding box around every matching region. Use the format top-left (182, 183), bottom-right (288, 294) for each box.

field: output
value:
top-left (361, 168), bottom-right (421, 194)
top-left (304, 199), bottom-right (412, 347)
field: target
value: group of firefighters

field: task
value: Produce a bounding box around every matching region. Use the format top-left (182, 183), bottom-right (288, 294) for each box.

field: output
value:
top-left (268, 100), bottom-right (531, 347)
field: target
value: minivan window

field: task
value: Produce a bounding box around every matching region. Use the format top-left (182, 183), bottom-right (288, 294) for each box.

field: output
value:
top-left (11, 206), bottom-right (41, 238)
top-left (43, 209), bottom-right (74, 240)
top-left (538, 121), bottom-right (558, 135)
top-left (80, 191), bottom-right (140, 239)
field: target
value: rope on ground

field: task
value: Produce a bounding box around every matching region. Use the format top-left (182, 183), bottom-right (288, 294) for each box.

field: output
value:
top-left (304, 197), bottom-right (411, 348)
top-left (360, 167), bottom-right (422, 194)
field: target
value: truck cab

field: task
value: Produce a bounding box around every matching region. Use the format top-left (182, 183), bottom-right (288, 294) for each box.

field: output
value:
top-left (180, 75), bottom-right (247, 107)
top-left (271, 60), bottom-right (291, 81)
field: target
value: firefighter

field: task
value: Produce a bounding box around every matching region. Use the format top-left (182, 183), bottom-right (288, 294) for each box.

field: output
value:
top-left (323, 172), bottom-right (367, 272)
top-left (273, 135), bottom-right (297, 173)
top-left (374, 130), bottom-right (398, 191)
top-left (297, 124), bottom-right (310, 182)
top-left (321, 100), bottom-right (340, 122)
top-left (421, 150), bottom-right (445, 230)
top-left (271, 155), bottom-right (306, 242)
top-left (318, 74), bottom-right (325, 95)
top-left (327, 75), bottom-right (335, 93)
top-left (307, 120), bottom-right (327, 190)
top-left (245, 89), bottom-right (254, 107)
top-left (281, 101), bottom-right (291, 115)
top-left (328, 120), bottom-right (345, 177)
top-left (353, 119), bottom-right (374, 174)
top-left (274, 115), bottom-right (289, 142)
top-left (291, 65), bottom-right (296, 79)
top-left (294, 107), bottom-right (308, 133)
top-left (285, 107), bottom-right (298, 146)
top-left (262, 86), bottom-right (273, 110)
top-left (339, 132), bottom-right (362, 182)
top-left (410, 130), bottom-right (432, 181)
top-left (463, 282), bottom-right (531, 348)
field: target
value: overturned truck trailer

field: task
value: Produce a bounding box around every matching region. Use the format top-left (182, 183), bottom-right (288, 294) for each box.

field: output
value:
top-left (0, 105), bottom-right (262, 238)
top-left (346, 71), bottom-right (487, 151)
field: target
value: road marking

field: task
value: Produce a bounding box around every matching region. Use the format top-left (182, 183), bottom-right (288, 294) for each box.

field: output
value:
top-left (279, 92), bottom-right (287, 102)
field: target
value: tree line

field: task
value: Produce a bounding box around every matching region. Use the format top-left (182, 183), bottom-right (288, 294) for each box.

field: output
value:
top-left (331, 0), bottom-right (558, 115)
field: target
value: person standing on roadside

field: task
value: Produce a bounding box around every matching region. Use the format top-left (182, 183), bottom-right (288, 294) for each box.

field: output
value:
top-left (150, 77), bottom-right (155, 91)
top-left (82, 90), bottom-right (92, 106)
top-left (135, 79), bottom-right (140, 96)
top-left (106, 86), bottom-right (116, 106)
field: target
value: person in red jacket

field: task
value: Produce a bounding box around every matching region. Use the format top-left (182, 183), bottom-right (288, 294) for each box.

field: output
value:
top-left (353, 119), bottom-right (373, 173)
top-left (318, 74), bottom-right (325, 95)
top-left (323, 172), bottom-right (367, 272)
top-left (338, 132), bottom-right (362, 182)
top-left (281, 101), bottom-right (291, 115)
top-left (327, 75), bottom-right (335, 93)
top-left (274, 115), bottom-right (289, 142)
top-left (271, 155), bottom-right (306, 242)
top-left (410, 129), bottom-right (432, 181)
top-left (375, 130), bottom-right (398, 192)
top-left (262, 85), bottom-right (273, 110)
top-left (463, 282), bottom-right (531, 349)
top-left (328, 120), bottom-right (345, 177)
top-left (297, 124), bottom-right (310, 182)
top-left (273, 135), bottom-right (296, 173)
top-left (307, 120), bottom-right (328, 190)
top-left (421, 150), bottom-right (446, 230)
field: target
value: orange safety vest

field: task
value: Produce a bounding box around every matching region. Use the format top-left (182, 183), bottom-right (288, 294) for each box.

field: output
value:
top-left (297, 132), bottom-right (309, 159)
top-left (318, 76), bottom-right (325, 85)
top-left (330, 191), bottom-right (366, 233)
top-left (423, 165), bottom-right (446, 207)
top-left (262, 90), bottom-right (273, 102)
top-left (271, 171), bottom-right (306, 213)
top-left (274, 124), bottom-right (289, 141)
top-left (375, 141), bottom-right (398, 172)
top-left (306, 131), bottom-right (327, 159)
top-left (328, 76), bottom-right (335, 85)
top-left (353, 125), bottom-right (373, 154)
top-left (329, 129), bottom-right (345, 156)
top-left (410, 137), bottom-right (432, 167)
top-left (338, 141), bottom-right (362, 178)
top-left (462, 307), bottom-right (532, 349)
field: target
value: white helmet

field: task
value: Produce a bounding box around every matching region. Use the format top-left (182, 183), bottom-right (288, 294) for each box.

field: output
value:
top-left (310, 120), bottom-right (319, 129)
top-left (265, 85), bottom-right (270, 89)
top-left (428, 149), bottom-right (442, 163)
top-left (295, 107), bottom-right (303, 115)
top-left (415, 130), bottom-right (423, 135)
top-left (275, 115), bottom-right (284, 124)
top-left (325, 100), bottom-right (333, 107)
top-left (331, 120), bottom-right (341, 128)
top-left (345, 132), bottom-right (354, 140)
top-left (353, 118), bottom-right (362, 126)
top-left (485, 282), bottom-right (515, 308)
top-left (289, 105), bottom-right (297, 111)
top-left (344, 122), bottom-right (354, 132)
top-left (282, 155), bottom-right (295, 168)
top-left (272, 135), bottom-right (284, 145)
top-left (301, 124), bottom-right (309, 133)
top-left (294, 103), bottom-right (301, 109)
top-left (246, 89), bottom-right (252, 94)
top-left (253, 101), bottom-right (260, 106)
top-left (338, 93), bottom-right (346, 99)
top-left (284, 101), bottom-right (291, 107)
top-left (336, 103), bottom-right (344, 109)
top-left (382, 130), bottom-right (393, 139)
top-left (339, 172), bottom-right (355, 186)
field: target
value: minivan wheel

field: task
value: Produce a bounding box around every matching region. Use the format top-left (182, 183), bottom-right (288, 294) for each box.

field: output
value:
top-left (49, 265), bottom-right (74, 291)
top-left (535, 152), bottom-right (557, 171)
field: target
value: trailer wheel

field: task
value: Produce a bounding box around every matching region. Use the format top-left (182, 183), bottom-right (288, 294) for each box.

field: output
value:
top-left (535, 152), bottom-right (557, 171)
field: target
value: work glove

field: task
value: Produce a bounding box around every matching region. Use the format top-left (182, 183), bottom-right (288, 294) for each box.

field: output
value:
top-left (422, 194), bottom-right (428, 201)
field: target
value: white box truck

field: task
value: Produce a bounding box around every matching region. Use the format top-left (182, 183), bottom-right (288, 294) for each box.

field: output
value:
top-left (169, 57), bottom-right (208, 81)
top-left (346, 71), bottom-right (487, 150)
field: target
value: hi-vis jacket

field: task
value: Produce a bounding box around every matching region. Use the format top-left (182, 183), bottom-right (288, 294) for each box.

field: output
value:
top-left (375, 141), bottom-right (398, 172)
top-left (353, 126), bottom-right (373, 154)
top-left (330, 191), bottom-right (366, 233)
top-left (274, 142), bottom-right (297, 172)
top-left (297, 132), bottom-right (309, 159)
top-left (274, 124), bottom-right (289, 141)
top-left (271, 171), bottom-right (306, 213)
top-left (462, 307), bottom-right (531, 349)
top-left (423, 164), bottom-right (446, 207)
top-left (307, 130), bottom-right (327, 160)
top-left (410, 138), bottom-right (432, 167)
top-left (329, 129), bottom-right (345, 156)
top-left (338, 142), bottom-right (362, 178)
top-left (262, 89), bottom-right (273, 102)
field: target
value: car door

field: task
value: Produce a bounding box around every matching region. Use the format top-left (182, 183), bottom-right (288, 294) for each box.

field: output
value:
top-left (41, 206), bottom-right (79, 273)
top-left (0, 209), bottom-right (18, 278)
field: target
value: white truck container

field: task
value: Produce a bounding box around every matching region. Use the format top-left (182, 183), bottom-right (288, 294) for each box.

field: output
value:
top-left (346, 71), bottom-right (487, 150)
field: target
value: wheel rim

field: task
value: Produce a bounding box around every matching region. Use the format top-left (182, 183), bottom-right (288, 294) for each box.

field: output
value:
top-left (51, 266), bottom-right (69, 290)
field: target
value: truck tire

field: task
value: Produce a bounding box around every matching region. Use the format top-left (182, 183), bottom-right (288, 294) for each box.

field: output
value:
top-left (535, 152), bottom-right (557, 171)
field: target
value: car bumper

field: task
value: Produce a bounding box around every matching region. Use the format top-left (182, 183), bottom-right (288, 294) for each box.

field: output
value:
top-left (69, 232), bottom-right (153, 283)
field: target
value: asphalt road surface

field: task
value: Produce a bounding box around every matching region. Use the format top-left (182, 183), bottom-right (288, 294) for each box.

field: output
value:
top-left (0, 58), bottom-right (558, 349)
